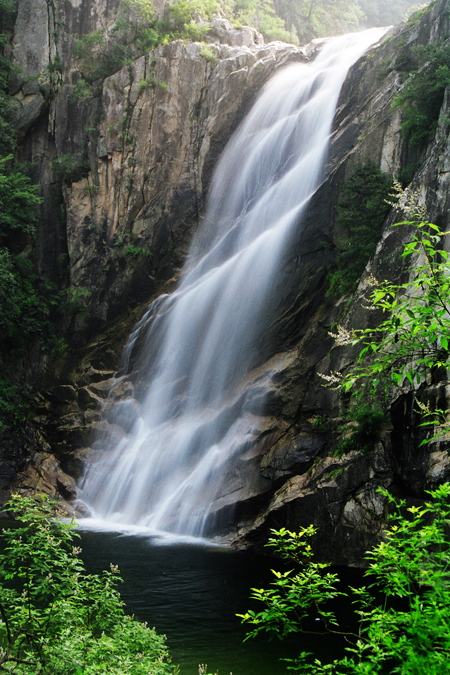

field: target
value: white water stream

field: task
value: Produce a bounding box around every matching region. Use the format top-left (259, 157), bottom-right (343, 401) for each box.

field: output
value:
top-left (81, 29), bottom-right (387, 537)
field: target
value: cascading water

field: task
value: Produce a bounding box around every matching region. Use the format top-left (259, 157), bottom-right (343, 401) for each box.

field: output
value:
top-left (81, 28), bottom-right (387, 538)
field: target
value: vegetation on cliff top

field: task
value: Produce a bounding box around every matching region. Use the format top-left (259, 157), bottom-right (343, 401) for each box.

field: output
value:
top-left (73, 0), bottom-right (430, 89)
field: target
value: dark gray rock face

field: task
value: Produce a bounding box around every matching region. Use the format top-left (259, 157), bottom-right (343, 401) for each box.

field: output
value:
top-left (8, 0), bottom-right (450, 565)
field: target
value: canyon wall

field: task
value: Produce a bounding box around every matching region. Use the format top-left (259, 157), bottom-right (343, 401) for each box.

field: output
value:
top-left (6, 0), bottom-right (450, 564)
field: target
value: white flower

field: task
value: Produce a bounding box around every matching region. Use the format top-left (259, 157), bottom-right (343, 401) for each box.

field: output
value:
top-left (387, 180), bottom-right (427, 220)
top-left (328, 325), bottom-right (355, 346)
top-left (318, 371), bottom-right (343, 388)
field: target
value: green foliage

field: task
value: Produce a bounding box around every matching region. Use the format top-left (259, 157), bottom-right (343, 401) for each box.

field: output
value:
top-left (240, 483), bottom-right (450, 674)
top-left (51, 154), bottom-right (90, 184)
top-left (0, 494), bottom-right (175, 675)
top-left (63, 286), bottom-right (92, 315)
top-left (358, 0), bottom-right (430, 28)
top-left (327, 164), bottom-right (394, 297)
top-left (138, 76), bottom-right (168, 92)
top-left (74, 0), bottom-right (221, 85)
top-left (0, 87), bottom-right (16, 156)
top-left (0, 157), bottom-right (42, 240)
top-left (0, 17), bottom-right (70, 436)
top-left (393, 41), bottom-right (450, 147)
top-left (311, 414), bottom-right (329, 433)
top-left (74, 30), bottom-right (109, 83)
top-left (237, 526), bottom-right (345, 640)
top-left (0, 378), bottom-right (31, 432)
top-left (394, 46), bottom-right (419, 79)
top-left (397, 162), bottom-right (419, 187)
top-left (48, 53), bottom-right (63, 74)
top-left (235, 0), bottom-right (294, 43)
top-left (199, 45), bottom-right (219, 65)
top-left (0, 246), bottom-right (86, 430)
top-left (327, 193), bottom-right (450, 404)
top-left (167, 0), bottom-right (221, 40)
top-left (0, 250), bottom-right (62, 353)
top-left (272, 0), bottom-right (413, 46)
top-left (0, 25), bottom-right (18, 156)
top-left (334, 404), bottom-right (385, 456)
top-left (124, 244), bottom-right (153, 259)
top-left (71, 78), bottom-right (92, 102)
top-left (71, 0), bottom-right (429, 83)
top-left (0, 0), bottom-right (16, 33)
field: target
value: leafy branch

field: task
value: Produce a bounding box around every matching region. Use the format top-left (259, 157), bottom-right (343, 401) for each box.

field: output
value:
top-left (322, 184), bottom-right (450, 420)
top-left (240, 484), bottom-right (450, 674)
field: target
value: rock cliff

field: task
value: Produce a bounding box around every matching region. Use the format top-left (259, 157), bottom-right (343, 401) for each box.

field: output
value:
top-left (6, 0), bottom-right (450, 565)
top-left (7, 0), bottom-right (306, 504)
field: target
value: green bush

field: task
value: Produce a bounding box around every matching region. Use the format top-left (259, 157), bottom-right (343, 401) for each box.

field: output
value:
top-left (0, 0), bottom-right (15, 32)
top-left (74, 0), bottom-right (222, 85)
top-left (239, 483), bottom-right (450, 674)
top-left (0, 250), bottom-right (59, 350)
top-left (124, 244), bottom-right (154, 258)
top-left (0, 18), bottom-right (70, 435)
top-left (393, 42), bottom-right (450, 147)
top-left (0, 494), bottom-right (175, 675)
top-left (71, 78), bottom-right (92, 102)
top-left (311, 414), bottom-right (329, 433)
top-left (0, 377), bottom-right (31, 431)
top-left (0, 157), bottom-right (41, 240)
top-left (51, 153), bottom-right (90, 184)
top-left (327, 164), bottom-right (393, 297)
top-left (234, 0), bottom-right (293, 42)
top-left (334, 403), bottom-right (385, 456)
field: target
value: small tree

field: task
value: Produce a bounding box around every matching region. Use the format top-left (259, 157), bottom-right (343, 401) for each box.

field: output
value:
top-left (0, 494), bottom-right (174, 675)
top-left (239, 484), bottom-right (450, 674)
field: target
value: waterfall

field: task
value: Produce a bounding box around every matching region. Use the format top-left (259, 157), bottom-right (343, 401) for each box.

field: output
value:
top-left (81, 28), bottom-right (387, 538)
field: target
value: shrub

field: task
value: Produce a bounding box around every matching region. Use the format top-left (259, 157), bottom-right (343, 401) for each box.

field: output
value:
top-left (327, 164), bottom-right (393, 297)
top-left (63, 286), bottom-right (92, 315)
top-left (74, 0), bottom-right (222, 85)
top-left (71, 78), bottom-right (92, 102)
top-left (311, 414), bottom-right (328, 433)
top-left (239, 483), bottom-right (450, 674)
top-left (51, 153), bottom-right (90, 184)
top-left (0, 13), bottom-right (72, 436)
top-left (124, 244), bottom-right (153, 258)
top-left (234, 0), bottom-right (292, 42)
top-left (334, 403), bottom-right (385, 456)
top-left (0, 157), bottom-right (41, 240)
top-left (0, 494), bottom-right (175, 675)
top-left (393, 41), bottom-right (450, 147)
top-left (0, 377), bottom-right (31, 431)
top-left (0, 250), bottom-right (62, 352)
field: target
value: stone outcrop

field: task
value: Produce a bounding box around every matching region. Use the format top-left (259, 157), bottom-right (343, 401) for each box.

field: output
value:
top-left (11, 0), bottom-right (306, 340)
top-left (6, 0), bottom-right (450, 565)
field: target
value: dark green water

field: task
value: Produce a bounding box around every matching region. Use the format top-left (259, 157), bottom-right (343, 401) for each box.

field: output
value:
top-left (80, 531), bottom-right (361, 675)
